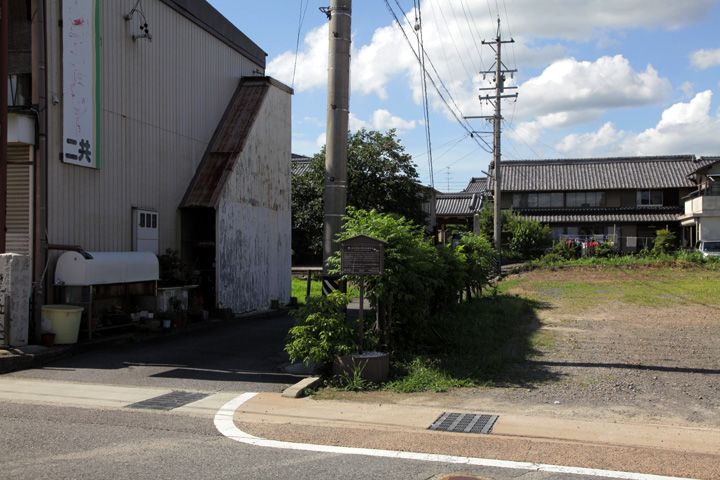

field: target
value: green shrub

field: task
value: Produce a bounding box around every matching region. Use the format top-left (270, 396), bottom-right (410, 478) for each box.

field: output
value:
top-left (595, 241), bottom-right (618, 258)
top-left (508, 219), bottom-right (552, 259)
top-left (328, 208), bottom-right (496, 352)
top-left (285, 292), bottom-right (358, 367)
top-left (652, 229), bottom-right (676, 254)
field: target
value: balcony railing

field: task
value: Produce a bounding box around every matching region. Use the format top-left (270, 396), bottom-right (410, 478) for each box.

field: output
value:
top-left (8, 73), bottom-right (32, 107)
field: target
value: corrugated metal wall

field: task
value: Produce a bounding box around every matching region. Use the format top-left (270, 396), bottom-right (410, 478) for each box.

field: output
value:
top-left (45, 0), bottom-right (262, 253)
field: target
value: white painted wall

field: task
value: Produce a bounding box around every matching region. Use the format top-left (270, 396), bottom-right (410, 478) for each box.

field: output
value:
top-left (215, 82), bottom-right (292, 312)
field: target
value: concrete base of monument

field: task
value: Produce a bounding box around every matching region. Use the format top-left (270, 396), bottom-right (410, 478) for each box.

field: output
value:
top-left (332, 351), bottom-right (390, 384)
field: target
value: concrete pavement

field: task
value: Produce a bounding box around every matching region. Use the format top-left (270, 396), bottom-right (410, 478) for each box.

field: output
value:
top-left (1, 375), bottom-right (718, 479)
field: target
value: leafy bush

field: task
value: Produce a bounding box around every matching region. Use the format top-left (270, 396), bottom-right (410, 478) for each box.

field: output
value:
top-left (652, 229), bottom-right (676, 254)
top-left (285, 292), bottom-right (359, 367)
top-left (595, 241), bottom-right (618, 258)
top-left (548, 240), bottom-right (581, 260)
top-left (508, 219), bottom-right (552, 259)
top-left (328, 208), bottom-right (496, 351)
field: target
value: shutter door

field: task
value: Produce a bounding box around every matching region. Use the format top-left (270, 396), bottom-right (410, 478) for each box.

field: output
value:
top-left (6, 145), bottom-right (33, 256)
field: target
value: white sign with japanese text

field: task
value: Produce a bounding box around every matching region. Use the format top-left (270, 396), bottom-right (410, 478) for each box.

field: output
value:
top-left (62, 0), bottom-right (100, 168)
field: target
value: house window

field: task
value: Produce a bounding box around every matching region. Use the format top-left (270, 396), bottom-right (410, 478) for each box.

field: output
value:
top-left (567, 191), bottom-right (605, 207)
top-left (513, 192), bottom-right (564, 208)
top-left (637, 190), bottom-right (663, 206)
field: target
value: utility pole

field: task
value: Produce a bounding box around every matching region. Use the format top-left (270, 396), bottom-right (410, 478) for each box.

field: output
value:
top-left (466, 18), bottom-right (516, 270)
top-left (1, 0), bottom-right (8, 253)
top-left (321, 0), bottom-right (351, 294)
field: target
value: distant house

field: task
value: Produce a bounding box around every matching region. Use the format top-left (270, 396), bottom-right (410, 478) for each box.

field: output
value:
top-left (680, 157), bottom-right (720, 243)
top-left (5, 0), bottom-right (293, 339)
top-left (433, 192), bottom-right (484, 232)
top-left (482, 155), bottom-right (712, 251)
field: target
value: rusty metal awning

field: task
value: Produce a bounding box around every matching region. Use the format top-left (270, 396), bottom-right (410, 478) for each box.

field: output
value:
top-left (180, 77), bottom-right (272, 209)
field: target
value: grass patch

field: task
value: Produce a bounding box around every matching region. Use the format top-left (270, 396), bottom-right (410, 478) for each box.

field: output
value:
top-left (381, 292), bottom-right (544, 393)
top-left (291, 277), bottom-right (322, 303)
top-left (291, 277), bottom-right (361, 305)
top-left (384, 357), bottom-right (475, 393)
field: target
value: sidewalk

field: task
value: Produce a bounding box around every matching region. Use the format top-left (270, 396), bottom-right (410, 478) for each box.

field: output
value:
top-left (233, 392), bottom-right (720, 480)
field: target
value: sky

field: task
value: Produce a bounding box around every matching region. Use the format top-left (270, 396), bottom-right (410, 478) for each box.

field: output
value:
top-left (206, 0), bottom-right (720, 192)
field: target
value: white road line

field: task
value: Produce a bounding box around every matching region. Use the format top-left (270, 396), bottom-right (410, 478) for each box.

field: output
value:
top-left (214, 393), bottom-right (698, 480)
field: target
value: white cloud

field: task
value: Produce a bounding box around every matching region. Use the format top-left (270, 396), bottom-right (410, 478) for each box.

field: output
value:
top-left (678, 81), bottom-right (695, 99)
top-left (315, 132), bottom-right (327, 149)
top-left (554, 91), bottom-right (720, 157)
top-left (503, 0), bottom-right (716, 40)
top-left (371, 109), bottom-right (417, 132)
top-left (690, 48), bottom-right (720, 70)
top-left (623, 91), bottom-right (720, 155)
top-left (555, 122), bottom-right (625, 157)
top-left (353, 25), bottom-right (414, 99)
top-left (348, 113), bottom-right (370, 132)
top-left (514, 55), bottom-right (671, 125)
top-left (268, 24), bottom-right (329, 92)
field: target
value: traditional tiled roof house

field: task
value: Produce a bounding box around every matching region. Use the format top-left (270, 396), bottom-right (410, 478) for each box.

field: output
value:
top-left (484, 155), bottom-right (713, 251)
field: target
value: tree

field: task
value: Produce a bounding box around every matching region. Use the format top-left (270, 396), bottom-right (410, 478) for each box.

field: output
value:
top-left (477, 201), bottom-right (552, 260)
top-left (292, 129), bottom-right (430, 256)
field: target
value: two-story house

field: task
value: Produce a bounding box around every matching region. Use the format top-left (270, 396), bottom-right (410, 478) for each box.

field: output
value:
top-left (464, 155), bottom-right (711, 251)
top-left (680, 157), bottom-right (720, 244)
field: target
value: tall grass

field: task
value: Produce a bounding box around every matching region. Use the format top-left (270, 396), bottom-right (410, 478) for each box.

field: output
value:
top-left (383, 291), bottom-right (543, 392)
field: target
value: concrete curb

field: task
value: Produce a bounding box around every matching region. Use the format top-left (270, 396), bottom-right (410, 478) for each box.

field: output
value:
top-left (282, 376), bottom-right (322, 398)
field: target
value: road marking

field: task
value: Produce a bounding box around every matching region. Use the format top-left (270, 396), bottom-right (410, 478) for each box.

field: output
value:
top-left (214, 393), bottom-right (698, 480)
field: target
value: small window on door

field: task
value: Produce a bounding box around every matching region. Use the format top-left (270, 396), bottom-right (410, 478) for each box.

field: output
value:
top-left (133, 208), bottom-right (159, 254)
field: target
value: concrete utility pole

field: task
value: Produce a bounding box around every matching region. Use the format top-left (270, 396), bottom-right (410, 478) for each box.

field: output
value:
top-left (467, 19), bottom-right (516, 269)
top-left (321, 0), bottom-right (351, 292)
top-left (1, 0), bottom-right (8, 253)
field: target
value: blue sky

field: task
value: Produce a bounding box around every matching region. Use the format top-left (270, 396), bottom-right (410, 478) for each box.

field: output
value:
top-left (207, 1), bottom-right (720, 192)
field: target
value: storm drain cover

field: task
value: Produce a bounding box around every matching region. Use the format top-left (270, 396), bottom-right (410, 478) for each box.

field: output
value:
top-left (428, 412), bottom-right (498, 434)
top-left (126, 391), bottom-right (210, 411)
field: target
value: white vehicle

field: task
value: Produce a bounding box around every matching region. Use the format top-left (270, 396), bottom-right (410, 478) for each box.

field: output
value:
top-left (695, 240), bottom-right (720, 257)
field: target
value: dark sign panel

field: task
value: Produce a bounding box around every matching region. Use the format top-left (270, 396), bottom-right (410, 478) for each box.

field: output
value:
top-left (340, 235), bottom-right (386, 276)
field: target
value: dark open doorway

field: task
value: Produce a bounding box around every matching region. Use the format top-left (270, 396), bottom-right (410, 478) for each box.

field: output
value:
top-left (181, 208), bottom-right (216, 310)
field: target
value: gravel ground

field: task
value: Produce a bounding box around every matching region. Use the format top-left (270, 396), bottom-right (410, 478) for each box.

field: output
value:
top-left (322, 265), bottom-right (720, 427)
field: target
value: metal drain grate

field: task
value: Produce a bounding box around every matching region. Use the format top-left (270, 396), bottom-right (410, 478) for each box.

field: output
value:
top-left (126, 391), bottom-right (210, 411)
top-left (428, 412), bottom-right (498, 434)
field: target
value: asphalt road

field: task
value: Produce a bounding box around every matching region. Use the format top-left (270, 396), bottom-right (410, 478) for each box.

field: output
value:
top-left (4, 314), bottom-right (304, 392)
top-left (1, 312), bottom-right (709, 479)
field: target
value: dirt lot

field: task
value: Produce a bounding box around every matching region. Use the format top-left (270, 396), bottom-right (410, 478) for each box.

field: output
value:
top-left (328, 264), bottom-right (720, 427)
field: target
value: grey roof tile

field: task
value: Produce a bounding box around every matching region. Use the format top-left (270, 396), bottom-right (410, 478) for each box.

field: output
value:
top-left (435, 193), bottom-right (484, 215)
top-left (487, 155), bottom-right (702, 192)
top-left (516, 206), bottom-right (682, 223)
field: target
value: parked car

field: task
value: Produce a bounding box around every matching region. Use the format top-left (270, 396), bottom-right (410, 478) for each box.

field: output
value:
top-left (695, 240), bottom-right (720, 257)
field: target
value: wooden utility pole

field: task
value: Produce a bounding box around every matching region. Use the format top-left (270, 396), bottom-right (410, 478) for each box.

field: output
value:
top-left (466, 19), bottom-right (516, 269)
top-left (321, 0), bottom-right (351, 293)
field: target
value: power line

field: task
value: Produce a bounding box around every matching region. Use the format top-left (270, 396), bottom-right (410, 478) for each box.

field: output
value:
top-left (291, 0), bottom-right (310, 88)
top-left (412, 0), bottom-right (434, 188)
top-left (383, 0), bottom-right (492, 154)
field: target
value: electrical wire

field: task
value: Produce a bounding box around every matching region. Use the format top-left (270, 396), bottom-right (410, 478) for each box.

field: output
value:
top-left (383, 0), bottom-right (492, 154)
top-left (291, 0), bottom-right (310, 88)
top-left (414, 0), bottom-right (435, 188)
